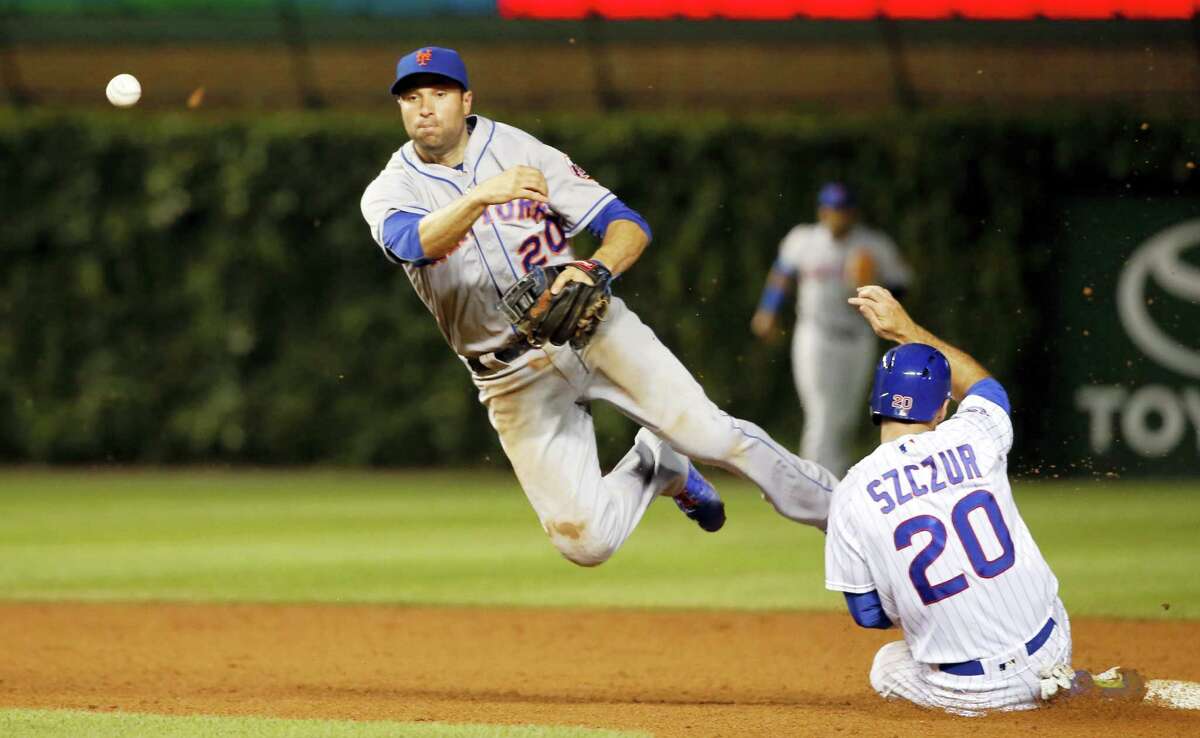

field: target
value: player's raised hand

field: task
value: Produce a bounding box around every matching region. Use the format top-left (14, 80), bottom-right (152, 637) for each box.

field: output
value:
top-left (848, 285), bottom-right (917, 344)
top-left (472, 165), bottom-right (549, 206)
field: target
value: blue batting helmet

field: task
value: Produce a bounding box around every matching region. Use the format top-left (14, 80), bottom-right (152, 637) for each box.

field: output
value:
top-left (869, 343), bottom-right (952, 424)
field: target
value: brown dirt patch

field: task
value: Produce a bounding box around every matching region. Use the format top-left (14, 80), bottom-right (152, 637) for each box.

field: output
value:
top-left (1, 603), bottom-right (1196, 737)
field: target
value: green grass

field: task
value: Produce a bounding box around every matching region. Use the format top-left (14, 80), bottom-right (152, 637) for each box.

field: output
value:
top-left (0, 469), bottom-right (1195, 619)
top-left (0, 708), bottom-right (648, 738)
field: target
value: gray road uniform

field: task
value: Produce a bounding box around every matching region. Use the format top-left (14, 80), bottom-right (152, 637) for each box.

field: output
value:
top-left (777, 223), bottom-right (913, 477)
top-left (361, 114), bottom-right (837, 565)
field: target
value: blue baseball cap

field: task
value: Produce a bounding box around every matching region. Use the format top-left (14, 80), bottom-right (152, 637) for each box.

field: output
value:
top-left (817, 182), bottom-right (856, 210)
top-left (869, 343), bottom-right (952, 424)
top-left (390, 46), bottom-right (469, 95)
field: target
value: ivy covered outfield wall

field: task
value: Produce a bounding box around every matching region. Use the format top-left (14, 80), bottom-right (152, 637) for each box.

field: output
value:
top-left (1, 111), bottom-right (1196, 470)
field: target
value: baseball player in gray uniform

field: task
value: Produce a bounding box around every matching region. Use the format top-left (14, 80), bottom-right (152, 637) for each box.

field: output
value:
top-left (752, 183), bottom-right (913, 477)
top-left (360, 47), bottom-right (837, 567)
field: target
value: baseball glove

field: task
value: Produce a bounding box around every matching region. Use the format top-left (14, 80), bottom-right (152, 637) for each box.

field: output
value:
top-left (498, 260), bottom-right (613, 349)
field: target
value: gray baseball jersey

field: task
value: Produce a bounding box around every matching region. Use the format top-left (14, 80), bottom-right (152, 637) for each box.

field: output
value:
top-left (825, 394), bottom-right (1059, 665)
top-left (778, 224), bottom-right (912, 337)
top-left (360, 114), bottom-right (614, 357)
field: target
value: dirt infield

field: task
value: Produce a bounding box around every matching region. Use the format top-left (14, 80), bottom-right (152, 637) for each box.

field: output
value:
top-left (1, 603), bottom-right (1196, 737)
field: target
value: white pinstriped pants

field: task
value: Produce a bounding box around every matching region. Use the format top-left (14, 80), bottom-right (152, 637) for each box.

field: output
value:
top-left (870, 598), bottom-right (1073, 716)
top-left (472, 298), bottom-right (838, 566)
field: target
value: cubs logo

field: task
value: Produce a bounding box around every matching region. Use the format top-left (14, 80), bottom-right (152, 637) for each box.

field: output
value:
top-left (416, 48), bottom-right (433, 66)
top-left (891, 394), bottom-right (914, 412)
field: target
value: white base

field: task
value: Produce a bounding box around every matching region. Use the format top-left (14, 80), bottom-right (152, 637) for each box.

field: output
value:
top-left (1146, 679), bottom-right (1200, 710)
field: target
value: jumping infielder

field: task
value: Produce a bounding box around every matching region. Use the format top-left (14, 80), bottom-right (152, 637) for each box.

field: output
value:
top-left (360, 47), bottom-right (837, 567)
top-left (823, 285), bottom-right (1095, 715)
top-left (752, 184), bottom-right (912, 477)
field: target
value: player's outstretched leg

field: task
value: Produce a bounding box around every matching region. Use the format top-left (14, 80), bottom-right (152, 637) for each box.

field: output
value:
top-left (581, 299), bottom-right (837, 529)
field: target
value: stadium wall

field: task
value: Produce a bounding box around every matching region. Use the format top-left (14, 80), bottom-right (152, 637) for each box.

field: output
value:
top-left (3, 18), bottom-right (1197, 113)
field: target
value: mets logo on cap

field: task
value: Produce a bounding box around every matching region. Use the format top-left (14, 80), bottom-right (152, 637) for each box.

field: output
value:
top-left (416, 48), bottom-right (433, 66)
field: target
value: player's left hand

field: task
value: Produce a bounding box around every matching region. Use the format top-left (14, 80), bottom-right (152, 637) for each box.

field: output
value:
top-left (550, 259), bottom-right (609, 295)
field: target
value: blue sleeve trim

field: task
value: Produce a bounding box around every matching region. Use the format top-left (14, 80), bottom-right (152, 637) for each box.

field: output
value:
top-left (585, 198), bottom-right (652, 242)
top-left (966, 377), bottom-right (1011, 415)
top-left (566, 192), bottom-right (616, 237)
top-left (845, 591), bottom-right (894, 630)
top-left (381, 210), bottom-right (436, 266)
top-left (759, 285), bottom-right (786, 313)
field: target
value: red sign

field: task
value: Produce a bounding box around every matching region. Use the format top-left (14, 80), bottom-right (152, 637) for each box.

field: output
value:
top-left (499, 0), bottom-right (1198, 19)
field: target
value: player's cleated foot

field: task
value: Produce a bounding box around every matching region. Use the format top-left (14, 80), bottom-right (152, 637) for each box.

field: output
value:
top-left (673, 464), bottom-right (726, 532)
top-left (1071, 666), bottom-right (1147, 701)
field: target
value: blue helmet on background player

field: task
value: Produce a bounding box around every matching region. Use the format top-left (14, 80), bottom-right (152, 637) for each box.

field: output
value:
top-left (869, 343), bottom-right (951, 424)
top-left (817, 181), bottom-right (856, 210)
top-left (816, 181), bottom-right (858, 239)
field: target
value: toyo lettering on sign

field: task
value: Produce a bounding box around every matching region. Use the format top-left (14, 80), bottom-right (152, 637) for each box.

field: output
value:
top-left (1077, 385), bottom-right (1200, 457)
top-left (1075, 218), bottom-right (1200, 460)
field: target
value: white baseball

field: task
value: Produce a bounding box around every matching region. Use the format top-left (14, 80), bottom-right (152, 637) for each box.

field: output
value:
top-left (105, 74), bottom-right (142, 108)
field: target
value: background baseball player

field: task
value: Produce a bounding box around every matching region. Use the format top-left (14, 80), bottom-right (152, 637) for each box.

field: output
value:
top-left (751, 184), bottom-right (913, 477)
top-left (823, 286), bottom-right (1141, 715)
top-left (360, 46), bottom-right (837, 567)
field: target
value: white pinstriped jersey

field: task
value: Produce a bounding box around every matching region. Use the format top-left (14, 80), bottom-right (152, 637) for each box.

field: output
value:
top-left (778, 224), bottom-right (911, 337)
top-left (360, 114), bottom-right (614, 357)
top-left (825, 394), bottom-right (1059, 664)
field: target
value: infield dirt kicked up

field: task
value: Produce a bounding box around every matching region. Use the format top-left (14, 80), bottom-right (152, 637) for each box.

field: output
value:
top-left (2, 603), bottom-right (1196, 737)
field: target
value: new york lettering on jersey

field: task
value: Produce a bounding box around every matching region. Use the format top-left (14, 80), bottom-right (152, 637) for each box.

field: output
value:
top-left (482, 198), bottom-right (569, 273)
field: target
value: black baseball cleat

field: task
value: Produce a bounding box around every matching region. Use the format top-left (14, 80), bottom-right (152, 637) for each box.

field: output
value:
top-left (673, 464), bottom-right (726, 532)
